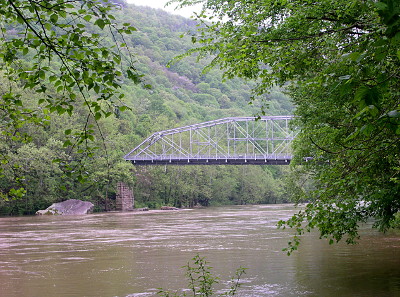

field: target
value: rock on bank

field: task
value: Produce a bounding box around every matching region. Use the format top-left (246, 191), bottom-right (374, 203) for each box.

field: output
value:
top-left (36, 199), bottom-right (94, 215)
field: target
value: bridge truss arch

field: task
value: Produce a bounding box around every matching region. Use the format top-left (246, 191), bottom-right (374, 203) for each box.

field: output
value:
top-left (124, 116), bottom-right (298, 165)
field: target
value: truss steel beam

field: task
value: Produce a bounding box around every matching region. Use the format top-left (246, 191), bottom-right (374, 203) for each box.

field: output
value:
top-left (124, 116), bottom-right (298, 165)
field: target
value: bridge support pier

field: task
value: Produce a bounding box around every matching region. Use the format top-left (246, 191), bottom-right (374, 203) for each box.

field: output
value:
top-left (116, 182), bottom-right (134, 211)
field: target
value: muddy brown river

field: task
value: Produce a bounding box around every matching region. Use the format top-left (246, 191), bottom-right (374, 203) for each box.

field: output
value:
top-left (1, 205), bottom-right (399, 296)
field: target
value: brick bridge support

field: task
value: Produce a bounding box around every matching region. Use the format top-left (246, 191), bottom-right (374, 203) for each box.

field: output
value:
top-left (116, 182), bottom-right (134, 211)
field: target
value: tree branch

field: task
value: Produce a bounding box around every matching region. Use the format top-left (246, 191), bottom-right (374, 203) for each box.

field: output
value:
top-left (257, 24), bottom-right (366, 43)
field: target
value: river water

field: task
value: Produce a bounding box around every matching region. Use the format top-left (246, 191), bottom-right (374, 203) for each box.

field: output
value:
top-left (1, 205), bottom-right (400, 297)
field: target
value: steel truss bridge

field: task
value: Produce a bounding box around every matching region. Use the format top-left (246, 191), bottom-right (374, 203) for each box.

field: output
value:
top-left (124, 116), bottom-right (297, 165)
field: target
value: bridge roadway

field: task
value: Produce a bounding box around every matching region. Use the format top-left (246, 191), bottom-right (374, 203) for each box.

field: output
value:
top-left (128, 155), bottom-right (292, 165)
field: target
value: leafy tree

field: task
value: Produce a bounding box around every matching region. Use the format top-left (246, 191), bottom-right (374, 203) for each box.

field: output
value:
top-left (169, 0), bottom-right (400, 251)
top-left (0, 0), bottom-right (140, 199)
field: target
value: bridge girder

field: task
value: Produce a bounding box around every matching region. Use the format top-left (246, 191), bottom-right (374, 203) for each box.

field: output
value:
top-left (124, 116), bottom-right (298, 165)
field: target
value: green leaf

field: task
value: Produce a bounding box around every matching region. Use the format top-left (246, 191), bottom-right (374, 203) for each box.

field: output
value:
top-left (374, 1), bottom-right (388, 10)
top-left (57, 106), bottom-right (66, 115)
top-left (360, 124), bottom-right (374, 136)
top-left (63, 140), bottom-right (72, 147)
top-left (38, 70), bottom-right (46, 79)
top-left (354, 85), bottom-right (380, 108)
top-left (95, 19), bottom-right (106, 30)
top-left (83, 15), bottom-right (92, 22)
top-left (50, 14), bottom-right (58, 23)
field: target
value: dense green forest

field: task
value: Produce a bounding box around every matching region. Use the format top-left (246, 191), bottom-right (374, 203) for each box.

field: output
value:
top-left (0, 3), bottom-right (293, 215)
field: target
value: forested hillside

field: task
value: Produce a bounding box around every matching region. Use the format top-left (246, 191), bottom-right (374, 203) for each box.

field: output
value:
top-left (0, 3), bottom-right (293, 215)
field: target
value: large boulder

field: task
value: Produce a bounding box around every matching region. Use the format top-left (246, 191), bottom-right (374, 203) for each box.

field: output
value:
top-left (36, 199), bottom-right (94, 215)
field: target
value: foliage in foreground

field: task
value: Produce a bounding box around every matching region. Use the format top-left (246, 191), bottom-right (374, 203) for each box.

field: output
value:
top-left (158, 254), bottom-right (246, 297)
top-left (170, 0), bottom-right (400, 252)
top-left (0, 0), bottom-right (140, 201)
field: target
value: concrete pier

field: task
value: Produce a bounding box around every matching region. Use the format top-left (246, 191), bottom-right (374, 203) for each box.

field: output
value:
top-left (116, 182), bottom-right (134, 211)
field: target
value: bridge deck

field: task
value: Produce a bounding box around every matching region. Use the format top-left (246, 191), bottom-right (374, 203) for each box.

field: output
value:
top-left (126, 155), bottom-right (292, 165)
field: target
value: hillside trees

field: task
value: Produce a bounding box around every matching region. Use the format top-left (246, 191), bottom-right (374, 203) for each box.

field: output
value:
top-left (170, 0), bottom-right (400, 250)
top-left (133, 165), bottom-right (286, 209)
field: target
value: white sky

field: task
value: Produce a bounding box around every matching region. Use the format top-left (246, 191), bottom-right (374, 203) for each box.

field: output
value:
top-left (126, 0), bottom-right (202, 18)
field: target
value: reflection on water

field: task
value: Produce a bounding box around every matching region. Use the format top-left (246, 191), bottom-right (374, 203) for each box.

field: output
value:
top-left (0, 205), bottom-right (399, 297)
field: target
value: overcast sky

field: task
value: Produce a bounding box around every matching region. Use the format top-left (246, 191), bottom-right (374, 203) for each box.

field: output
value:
top-left (126, 0), bottom-right (201, 18)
